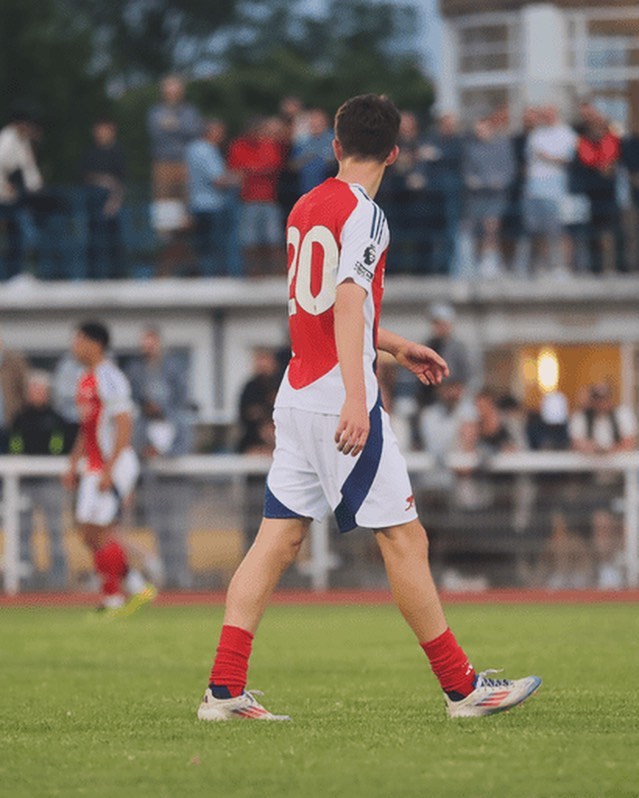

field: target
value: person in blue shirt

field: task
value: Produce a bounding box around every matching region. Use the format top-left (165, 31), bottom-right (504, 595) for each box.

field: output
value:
top-left (289, 109), bottom-right (335, 195)
top-left (185, 119), bottom-right (241, 276)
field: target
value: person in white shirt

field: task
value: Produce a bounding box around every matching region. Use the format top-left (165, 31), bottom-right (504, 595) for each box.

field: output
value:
top-left (0, 107), bottom-right (43, 279)
top-left (522, 106), bottom-right (578, 275)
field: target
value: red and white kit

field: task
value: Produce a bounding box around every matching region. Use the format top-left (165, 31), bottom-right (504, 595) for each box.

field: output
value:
top-left (75, 360), bottom-right (139, 526)
top-left (267, 178), bottom-right (417, 532)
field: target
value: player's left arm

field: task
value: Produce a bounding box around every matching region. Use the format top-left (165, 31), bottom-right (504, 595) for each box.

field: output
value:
top-left (377, 328), bottom-right (449, 386)
top-left (334, 280), bottom-right (369, 457)
top-left (99, 412), bottom-right (132, 491)
top-left (97, 368), bottom-right (135, 491)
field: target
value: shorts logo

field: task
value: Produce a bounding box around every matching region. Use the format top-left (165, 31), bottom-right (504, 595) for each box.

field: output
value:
top-left (405, 495), bottom-right (415, 512)
top-left (363, 244), bottom-right (376, 265)
top-left (355, 261), bottom-right (374, 282)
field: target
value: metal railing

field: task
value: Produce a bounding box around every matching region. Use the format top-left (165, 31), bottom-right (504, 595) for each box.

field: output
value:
top-left (1, 451), bottom-right (637, 595)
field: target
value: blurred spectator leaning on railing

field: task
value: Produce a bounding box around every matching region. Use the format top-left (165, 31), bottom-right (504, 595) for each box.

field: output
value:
top-left (4, 94), bottom-right (639, 280)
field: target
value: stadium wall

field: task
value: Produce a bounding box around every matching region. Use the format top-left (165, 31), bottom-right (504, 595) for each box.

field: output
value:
top-left (2, 276), bottom-right (639, 422)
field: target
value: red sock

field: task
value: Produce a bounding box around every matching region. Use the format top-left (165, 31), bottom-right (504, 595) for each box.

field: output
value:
top-left (209, 625), bottom-right (254, 698)
top-left (421, 628), bottom-right (476, 699)
top-left (94, 540), bottom-right (128, 596)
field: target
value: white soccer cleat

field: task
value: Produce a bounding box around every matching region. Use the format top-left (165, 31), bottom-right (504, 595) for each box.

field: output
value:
top-left (197, 688), bottom-right (291, 722)
top-left (445, 669), bottom-right (542, 718)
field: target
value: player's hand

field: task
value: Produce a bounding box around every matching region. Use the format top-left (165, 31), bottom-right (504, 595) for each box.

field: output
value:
top-left (335, 398), bottom-right (370, 457)
top-left (61, 468), bottom-right (78, 491)
top-left (395, 342), bottom-right (449, 386)
top-left (99, 470), bottom-right (114, 492)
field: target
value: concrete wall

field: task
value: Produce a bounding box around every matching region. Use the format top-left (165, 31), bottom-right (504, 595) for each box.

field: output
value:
top-left (2, 276), bottom-right (639, 421)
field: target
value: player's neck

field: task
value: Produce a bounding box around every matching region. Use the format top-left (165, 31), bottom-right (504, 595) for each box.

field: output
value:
top-left (335, 160), bottom-right (385, 199)
top-left (86, 354), bottom-right (106, 370)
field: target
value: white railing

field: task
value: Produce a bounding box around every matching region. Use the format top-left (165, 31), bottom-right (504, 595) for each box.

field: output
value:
top-left (1, 452), bottom-right (638, 595)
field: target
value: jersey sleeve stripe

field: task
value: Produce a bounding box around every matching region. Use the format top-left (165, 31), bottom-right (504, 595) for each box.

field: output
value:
top-left (374, 209), bottom-right (385, 243)
top-left (369, 203), bottom-right (378, 239)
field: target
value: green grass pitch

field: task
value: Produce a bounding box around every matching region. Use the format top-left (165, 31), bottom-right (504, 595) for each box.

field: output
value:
top-left (2, 603), bottom-right (639, 798)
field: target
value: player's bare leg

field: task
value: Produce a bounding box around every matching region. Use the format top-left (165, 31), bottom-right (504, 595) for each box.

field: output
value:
top-left (223, 517), bottom-right (311, 633)
top-left (374, 518), bottom-right (447, 643)
top-left (375, 517), bottom-right (541, 716)
top-left (198, 517), bottom-right (310, 721)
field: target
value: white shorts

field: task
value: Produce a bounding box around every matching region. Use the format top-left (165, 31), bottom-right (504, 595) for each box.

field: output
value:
top-left (75, 448), bottom-right (139, 527)
top-left (266, 400), bottom-right (418, 532)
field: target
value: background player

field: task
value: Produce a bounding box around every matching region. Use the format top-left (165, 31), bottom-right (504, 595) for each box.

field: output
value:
top-left (198, 95), bottom-right (541, 721)
top-left (62, 321), bottom-right (156, 616)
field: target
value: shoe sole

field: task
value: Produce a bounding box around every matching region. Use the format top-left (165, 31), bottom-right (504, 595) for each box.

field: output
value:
top-left (197, 707), bottom-right (291, 722)
top-left (449, 677), bottom-right (542, 718)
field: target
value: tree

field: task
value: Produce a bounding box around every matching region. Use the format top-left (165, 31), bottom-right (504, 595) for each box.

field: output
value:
top-left (64, 0), bottom-right (237, 89)
top-left (192, 0), bottom-right (434, 123)
top-left (0, 0), bottom-right (108, 182)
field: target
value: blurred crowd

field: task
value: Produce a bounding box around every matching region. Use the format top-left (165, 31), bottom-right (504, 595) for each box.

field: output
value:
top-left (2, 78), bottom-right (639, 280)
top-left (2, 308), bottom-right (637, 590)
top-left (227, 303), bottom-right (638, 590)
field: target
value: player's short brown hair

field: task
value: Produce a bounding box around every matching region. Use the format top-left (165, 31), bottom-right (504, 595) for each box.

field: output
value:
top-left (334, 94), bottom-right (400, 162)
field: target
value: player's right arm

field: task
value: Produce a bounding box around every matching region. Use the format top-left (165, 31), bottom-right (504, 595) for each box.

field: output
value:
top-left (334, 280), bottom-right (369, 457)
top-left (61, 429), bottom-right (85, 490)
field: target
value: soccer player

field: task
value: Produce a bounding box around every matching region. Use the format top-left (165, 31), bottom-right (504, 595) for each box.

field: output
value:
top-left (198, 95), bottom-right (541, 721)
top-left (62, 321), bottom-right (156, 616)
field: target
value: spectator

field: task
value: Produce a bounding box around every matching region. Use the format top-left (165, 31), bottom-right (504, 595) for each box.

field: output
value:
top-left (527, 390), bottom-right (570, 451)
top-left (621, 128), bottom-right (639, 271)
top-left (569, 382), bottom-right (637, 454)
top-left (126, 327), bottom-right (194, 589)
top-left (0, 106), bottom-right (43, 280)
top-left (418, 379), bottom-right (475, 463)
top-left (277, 97), bottom-right (307, 220)
top-left (290, 108), bottom-right (335, 195)
top-left (380, 111), bottom-right (430, 274)
top-left (186, 118), bottom-right (242, 277)
top-left (278, 96), bottom-right (307, 144)
top-left (416, 303), bottom-right (473, 410)
top-left (506, 107), bottom-right (540, 273)
top-left (0, 338), bottom-right (28, 453)
top-left (51, 352), bottom-right (84, 440)
top-left (237, 347), bottom-right (279, 453)
top-left (228, 117), bottom-right (286, 275)
top-left (496, 394), bottom-right (529, 451)
top-left (147, 75), bottom-right (201, 274)
top-left (147, 75), bottom-right (201, 201)
top-left (423, 112), bottom-right (464, 274)
top-left (10, 370), bottom-right (70, 588)
top-left (521, 106), bottom-right (577, 277)
top-left (472, 389), bottom-right (518, 457)
top-left (577, 117), bottom-right (621, 274)
top-left (80, 117), bottom-right (127, 279)
top-left (462, 115), bottom-right (515, 277)
top-left (236, 346), bottom-right (279, 545)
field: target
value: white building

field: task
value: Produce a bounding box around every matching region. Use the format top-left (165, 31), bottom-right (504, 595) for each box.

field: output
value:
top-left (437, 0), bottom-right (639, 130)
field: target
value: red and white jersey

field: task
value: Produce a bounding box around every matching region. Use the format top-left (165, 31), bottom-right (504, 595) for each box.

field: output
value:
top-left (76, 360), bottom-right (133, 472)
top-left (275, 177), bottom-right (389, 415)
